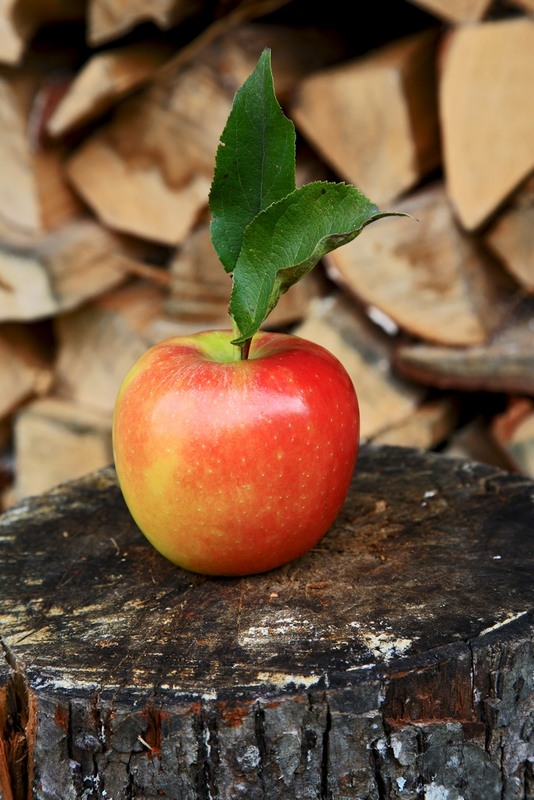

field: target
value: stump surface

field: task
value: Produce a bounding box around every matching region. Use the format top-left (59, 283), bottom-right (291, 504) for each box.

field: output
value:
top-left (1, 444), bottom-right (533, 799)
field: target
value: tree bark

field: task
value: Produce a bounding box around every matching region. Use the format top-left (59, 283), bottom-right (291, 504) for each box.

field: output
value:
top-left (1, 444), bottom-right (533, 799)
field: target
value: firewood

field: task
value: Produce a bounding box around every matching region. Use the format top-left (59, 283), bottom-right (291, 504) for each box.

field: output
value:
top-left (394, 297), bottom-right (534, 394)
top-left (64, 57), bottom-right (220, 244)
top-left (0, 247), bottom-right (57, 321)
top-left (165, 225), bottom-right (235, 324)
top-left (406, 0), bottom-right (492, 22)
top-left (46, 43), bottom-right (175, 138)
top-left (44, 219), bottom-right (163, 312)
top-left (54, 280), bottom-right (166, 414)
top-left (290, 28), bottom-right (441, 205)
top-left (151, 2), bottom-right (309, 87)
top-left (65, 23), bottom-right (342, 245)
top-left (65, 122), bottom-right (211, 247)
top-left (0, 0), bottom-right (84, 65)
top-left (443, 417), bottom-right (513, 472)
top-left (440, 16), bottom-right (534, 231)
top-left (87, 0), bottom-right (202, 46)
top-left (371, 396), bottom-right (460, 450)
top-left (294, 293), bottom-right (425, 440)
top-left (323, 183), bottom-right (515, 347)
top-left (12, 396), bottom-right (112, 501)
top-left (491, 397), bottom-right (534, 477)
top-left (0, 66), bottom-right (82, 246)
top-left (165, 223), bottom-right (321, 327)
top-left (173, 22), bottom-right (349, 104)
top-left (0, 219), bottom-right (155, 322)
top-left (0, 325), bottom-right (53, 422)
top-left (484, 177), bottom-right (534, 293)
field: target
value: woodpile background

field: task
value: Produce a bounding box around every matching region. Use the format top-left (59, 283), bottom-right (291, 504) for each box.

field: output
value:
top-left (1, 0), bottom-right (534, 509)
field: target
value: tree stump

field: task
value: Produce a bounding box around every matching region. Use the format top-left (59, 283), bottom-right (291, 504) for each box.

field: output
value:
top-left (1, 444), bottom-right (533, 800)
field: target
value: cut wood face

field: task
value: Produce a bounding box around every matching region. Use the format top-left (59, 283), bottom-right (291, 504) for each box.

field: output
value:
top-left (491, 397), bottom-right (534, 477)
top-left (440, 17), bottom-right (534, 231)
top-left (372, 396), bottom-right (460, 451)
top-left (0, 219), bottom-right (155, 323)
top-left (323, 183), bottom-right (516, 347)
top-left (66, 135), bottom-right (212, 245)
top-left (64, 59), bottom-right (233, 244)
top-left (54, 280), bottom-right (165, 415)
top-left (14, 396), bottom-right (112, 499)
top-left (485, 201), bottom-right (534, 294)
top-left (87, 0), bottom-right (203, 46)
top-left (46, 43), bottom-right (176, 138)
top-left (407, 0), bottom-right (492, 22)
top-left (0, 327), bottom-right (53, 420)
top-left (0, 67), bottom-right (83, 241)
top-left (290, 29), bottom-right (441, 205)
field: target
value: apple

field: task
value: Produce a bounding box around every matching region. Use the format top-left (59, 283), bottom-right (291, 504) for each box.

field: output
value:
top-left (112, 49), bottom-right (403, 576)
top-left (112, 328), bottom-right (359, 576)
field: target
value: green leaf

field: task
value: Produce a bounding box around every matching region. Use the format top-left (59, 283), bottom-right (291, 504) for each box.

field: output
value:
top-left (209, 48), bottom-right (296, 273)
top-left (229, 181), bottom-right (407, 344)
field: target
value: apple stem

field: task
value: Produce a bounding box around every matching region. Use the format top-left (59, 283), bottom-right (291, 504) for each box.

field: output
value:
top-left (231, 316), bottom-right (252, 360)
top-left (240, 337), bottom-right (252, 360)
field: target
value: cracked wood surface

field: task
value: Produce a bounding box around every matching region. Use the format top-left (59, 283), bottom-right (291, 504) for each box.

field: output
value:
top-left (1, 444), bottom-right (533, 799)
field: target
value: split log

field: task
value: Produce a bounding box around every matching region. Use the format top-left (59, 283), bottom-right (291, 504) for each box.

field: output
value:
top-left (53, 280), bottom-right (166, 414)
top-left (394, 296), bottom-right (534, 395)
top-left (370, 395), bottom-right (460, 450)
top-left (406, 0), bottom-right (492, 22)
top-left (440, 16), bottom-right (534, 231)
top-left (64, 51), bottom-right (223, 245)
top-left (1, 445), bottom-right (533, 797)
top-left (165, 225), bottom-right (234, 324)
top-left (323, 183), bottom-right (516, 346)
top-left (178, 22), bottom-right (349, 104)
top-left (65, 22), bottom-right (345, 245)
top-left (443, 417), bottom-right (515, 473)
top-left (484, 177), bottom-right (534, 294)
top-left (41, 220), bottom-right (165, 313)
top-left (46, 42), bottom-right (176, 138)
top-left (491, 397), bottom-right (534, 478)
top-left (290, 28), bottom-right (441, 205)
top-left (65, 134), bottom-right (211, 246)
top-left (87, 0), bottom-right (203, 46)
top-left (0, 324), bottom-right (53, 422)
top-left (166, 222), bottom-right (322, 327)
top-left (12, 396), bottom-right (112, 501)
top-left (0, 65), bottom-right (82, 245)
top-left (0, 219), bottom-right (157, 322)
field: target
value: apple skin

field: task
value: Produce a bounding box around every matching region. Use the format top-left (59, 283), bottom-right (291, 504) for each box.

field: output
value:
top-left (112, 329), bottom-right (359, 576)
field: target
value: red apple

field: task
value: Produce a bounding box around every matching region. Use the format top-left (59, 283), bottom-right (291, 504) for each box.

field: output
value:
top-left (112, 329), bottom-right (359, 576)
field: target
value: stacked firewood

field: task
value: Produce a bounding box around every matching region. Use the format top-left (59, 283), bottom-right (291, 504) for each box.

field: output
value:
top-left (1, 0), bottom-right (534, 508)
